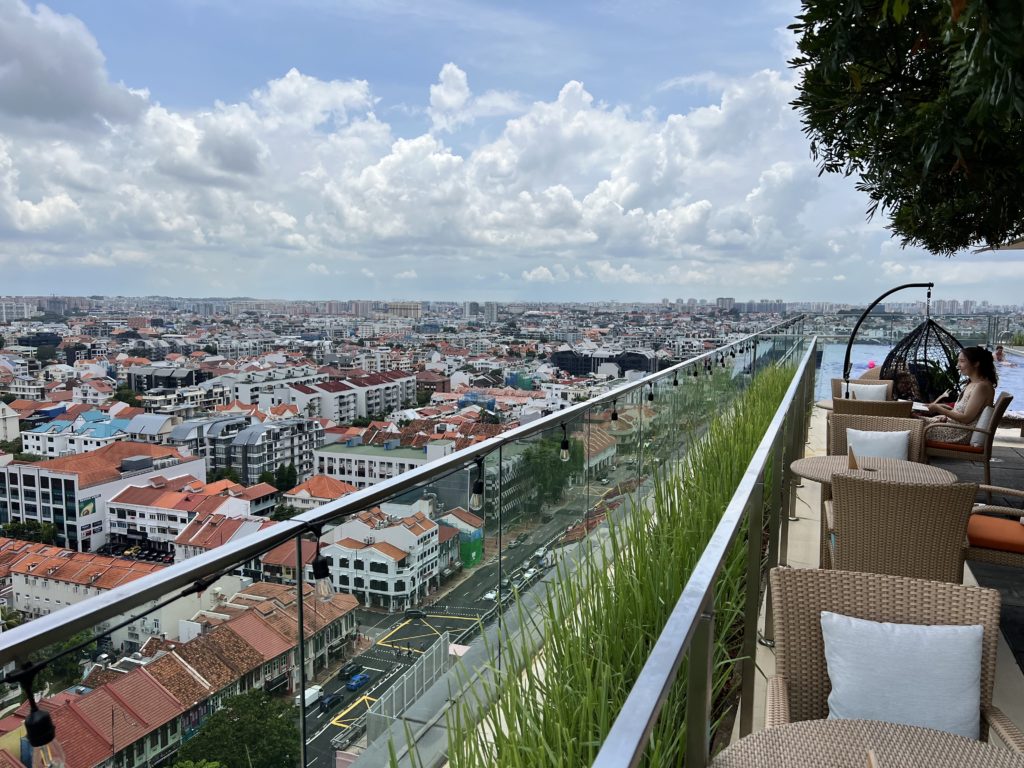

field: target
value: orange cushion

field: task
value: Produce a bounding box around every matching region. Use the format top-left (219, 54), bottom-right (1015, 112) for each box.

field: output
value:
top-left (926, 440), bottom-right (984, 454)
top-left (968, 515), bottom-right (1024, 554)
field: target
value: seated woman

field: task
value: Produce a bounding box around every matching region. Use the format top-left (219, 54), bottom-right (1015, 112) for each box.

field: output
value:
top-left (919, 346), bottom-right (996, 443)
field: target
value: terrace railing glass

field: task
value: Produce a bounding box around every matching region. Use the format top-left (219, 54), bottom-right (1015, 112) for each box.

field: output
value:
top-left (0, 317), bottom-right (808, 768)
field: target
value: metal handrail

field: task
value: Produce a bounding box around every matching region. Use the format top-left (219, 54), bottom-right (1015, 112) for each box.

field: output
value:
top-left (591, 337), bottom-right (817, 768)
top-left (0, 317), bottom-right (804, 666)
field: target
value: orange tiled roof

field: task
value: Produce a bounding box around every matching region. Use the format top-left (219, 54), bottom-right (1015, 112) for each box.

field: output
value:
top-left (284, 475), bottom-right (357, 501)
top-left (32, 442), bottom-right (189, 488)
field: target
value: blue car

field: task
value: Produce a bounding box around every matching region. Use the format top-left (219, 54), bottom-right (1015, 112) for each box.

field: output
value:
top-left (346, 673), bottom-right (370, 691)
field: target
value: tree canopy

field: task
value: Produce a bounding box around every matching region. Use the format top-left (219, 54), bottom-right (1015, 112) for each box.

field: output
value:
top-left (790, 0), bottom-right (1024, 254)
top-left (174, 691), bottom-right (298, 768)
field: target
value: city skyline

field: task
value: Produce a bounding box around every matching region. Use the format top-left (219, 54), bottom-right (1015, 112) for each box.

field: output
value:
top-left (3, 0), bottom-right (1024, 304)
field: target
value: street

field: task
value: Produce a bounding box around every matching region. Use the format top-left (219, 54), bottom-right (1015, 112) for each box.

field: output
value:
top-left (301, 460), bottom-right (656, 765)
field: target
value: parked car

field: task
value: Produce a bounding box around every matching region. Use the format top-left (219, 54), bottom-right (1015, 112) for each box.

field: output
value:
top-left (404, 608), bottom-right (427, 619)
top-left (483, 589), bottom-right (498, 601)
top-left (524, 568), bottom-right (538, 581)
top-left (346, 673), bottom-right (370, 691)
top-left (600, 477), bottom-right (610, 485)
top-left (533, 547), bottom-right (547, 560)
top-left (506, 539), bottom-right (520, 549)
top-left (516, 533), bottom-right (529, 543)
top-left (338, 662), bottom-right (362, 680)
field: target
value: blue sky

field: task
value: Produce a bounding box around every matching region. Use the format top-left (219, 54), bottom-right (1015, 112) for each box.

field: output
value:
top-left (2, 0), bottom-right (1021, 304)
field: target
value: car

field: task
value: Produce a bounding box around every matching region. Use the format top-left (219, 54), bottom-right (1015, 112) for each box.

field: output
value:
top-left (516, 533), bottom-right (529, 543)
top-left (404, 608), bottom-right (426, 619)
top-left (511, 578), bottom-right (525, 592)
top-left (483, 589), bottom-right (498, 601)
top-left (500, 576), bottom-right (511, 589)
top-left (524, 568), bottom-right (538, 581)
top-left (506, 539), bottom-right (520, 549)
top-left (533, 547), bottom-right (547, 560)
top-left (346, 673), bottom-right (370, 691)
top-left (600, 478), bottom-right (610, 485)
top-left (319, 693), bottom-right (343, 711)
top-left (338, 662), bottom-right (362, 680)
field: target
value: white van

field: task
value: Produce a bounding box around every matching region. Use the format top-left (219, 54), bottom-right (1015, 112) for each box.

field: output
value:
top-left (295, 684), bottom-right (323, 707)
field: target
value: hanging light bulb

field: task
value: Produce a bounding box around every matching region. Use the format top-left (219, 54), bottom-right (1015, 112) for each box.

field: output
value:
top-left (312, 550), bottom-right (333, 603)
top-left (730, 349), bottom-right (736, 358)
top-left (559, 424), bottom-right (571, 462)
top-left (647, 383), bottom-right (654, 402)
top-left (672, 372), bottom-right (679, 386)
top-left (27, 706), bottom-right (65, 768)
top-left (692, 367), bottom-right (699, 378)
top-left (610, 400), bottom-right (618, 421)
top-left (469, 458), bottom-right (485, 511)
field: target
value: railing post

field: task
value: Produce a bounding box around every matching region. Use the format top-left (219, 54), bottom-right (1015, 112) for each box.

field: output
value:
top-left (685, 589), bottom-right (715, 768)
top-left (740, 479), bottom-right (765, 737)
top-left (295, 531), bottom-right (309, 766)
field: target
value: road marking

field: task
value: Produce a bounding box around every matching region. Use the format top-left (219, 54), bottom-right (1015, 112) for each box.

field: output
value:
top-left (330, 695), bottom-right (377, 728)
top-left (376, 618), bottom-right (411, 644)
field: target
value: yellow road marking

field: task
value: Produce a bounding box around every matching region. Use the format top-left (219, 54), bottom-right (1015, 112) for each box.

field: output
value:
top-left (388, 631), bottom-right (437, 641)
top-left (377, 619), bottom-right (411, 644)
top-left (330, 695), bottom-right (377, 728)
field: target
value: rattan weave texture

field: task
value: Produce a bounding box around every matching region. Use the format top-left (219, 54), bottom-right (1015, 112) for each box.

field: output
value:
top-left (713, 719), bottom-right (1024, 767)
top-left (767, 568), bottom-right (1011, 743)
top-left (831, 474), bottom-right (975, 583)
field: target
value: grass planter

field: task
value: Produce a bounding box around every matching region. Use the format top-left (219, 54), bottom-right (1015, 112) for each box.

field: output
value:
top-left (438, 364), bottom-right (795, 768)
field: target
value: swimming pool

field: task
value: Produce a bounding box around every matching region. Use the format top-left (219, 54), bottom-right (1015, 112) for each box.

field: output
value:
top-left (815, 343), bottom-right (1024, 410)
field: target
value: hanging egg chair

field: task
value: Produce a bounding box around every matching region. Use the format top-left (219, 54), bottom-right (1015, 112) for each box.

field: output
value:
top-left (879, 317), bottom-right (964, 403)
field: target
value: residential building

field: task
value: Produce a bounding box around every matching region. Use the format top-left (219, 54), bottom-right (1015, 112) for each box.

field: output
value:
top-left (310, 507), bottom-right (440, 611)
top-left (21, 410), bottom-right (131, 458)
top-left (0, 402), bottom-right (17, 442)
top-left (107, 475), bottom-right (250, 554)
top-left (282, 475), bottom-right (357, 511)
top-left (126, 365), bottom-right (213, 393)
top-left (315, 439), bottom-right (456, 489)
top-left (167, 416), bottom-right (324, 485)
top-left (70, 378), bottom-right (114, 406)
top-left (0, 442), bottom-right (206, 551)
top-left (140, 383), bottom-right (230, 417)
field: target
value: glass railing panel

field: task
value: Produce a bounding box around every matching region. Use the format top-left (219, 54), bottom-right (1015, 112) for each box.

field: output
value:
top-left (1, 528), bottom-right (309, 768)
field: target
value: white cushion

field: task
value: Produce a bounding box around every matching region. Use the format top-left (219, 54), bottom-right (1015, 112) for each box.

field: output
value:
top-left (844, 382), bottom-right (888, 401)
top-left (821, 611), bottom-right (983, 739)
top-left (846, 428), bottom-right (910, 460)
top-left (971, 406), bottom-right (994, 448)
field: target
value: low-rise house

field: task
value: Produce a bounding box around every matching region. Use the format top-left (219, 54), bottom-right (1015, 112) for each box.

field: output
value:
top-left (438, 506), bottom-right (485, 567)
top-left (282, 475), bottom-right (357, 511)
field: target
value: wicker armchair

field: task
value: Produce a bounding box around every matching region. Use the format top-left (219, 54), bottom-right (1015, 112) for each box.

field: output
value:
top-left (766, 567), bottom-right (1024, 751)
top-left (925, 392), bottom-right (1014, 494)
top-left (831, 378), bottom-right (894, 400)
top-left (828, 413), bottom-right (926, 463)
top-left (832, 398), bottom-right (914, 418)
top-left (966, 484), bottom-right (1024, 569)
top-left (829, 474), bottom-right (975, 583)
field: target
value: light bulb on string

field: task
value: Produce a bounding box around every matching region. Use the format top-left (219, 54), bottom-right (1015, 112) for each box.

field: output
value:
top-left (469, 457), bottom-right (485, 511)
top-left (559, 423), bottom-right (571, 463)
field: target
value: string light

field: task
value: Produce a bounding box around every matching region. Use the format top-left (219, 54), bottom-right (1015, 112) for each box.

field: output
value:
top-left (647, 383), bottom-right (655, 402)
top-left (672, 372), bottom-right (679, 386)
top-left (308, 525), bottom-right (333, 603)
top-left (469, 457), bottom-right (485, 511)
top-left (610, 400), bottom-right (618, 421)
top-left (559, 424), bottom-right (571, 462)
